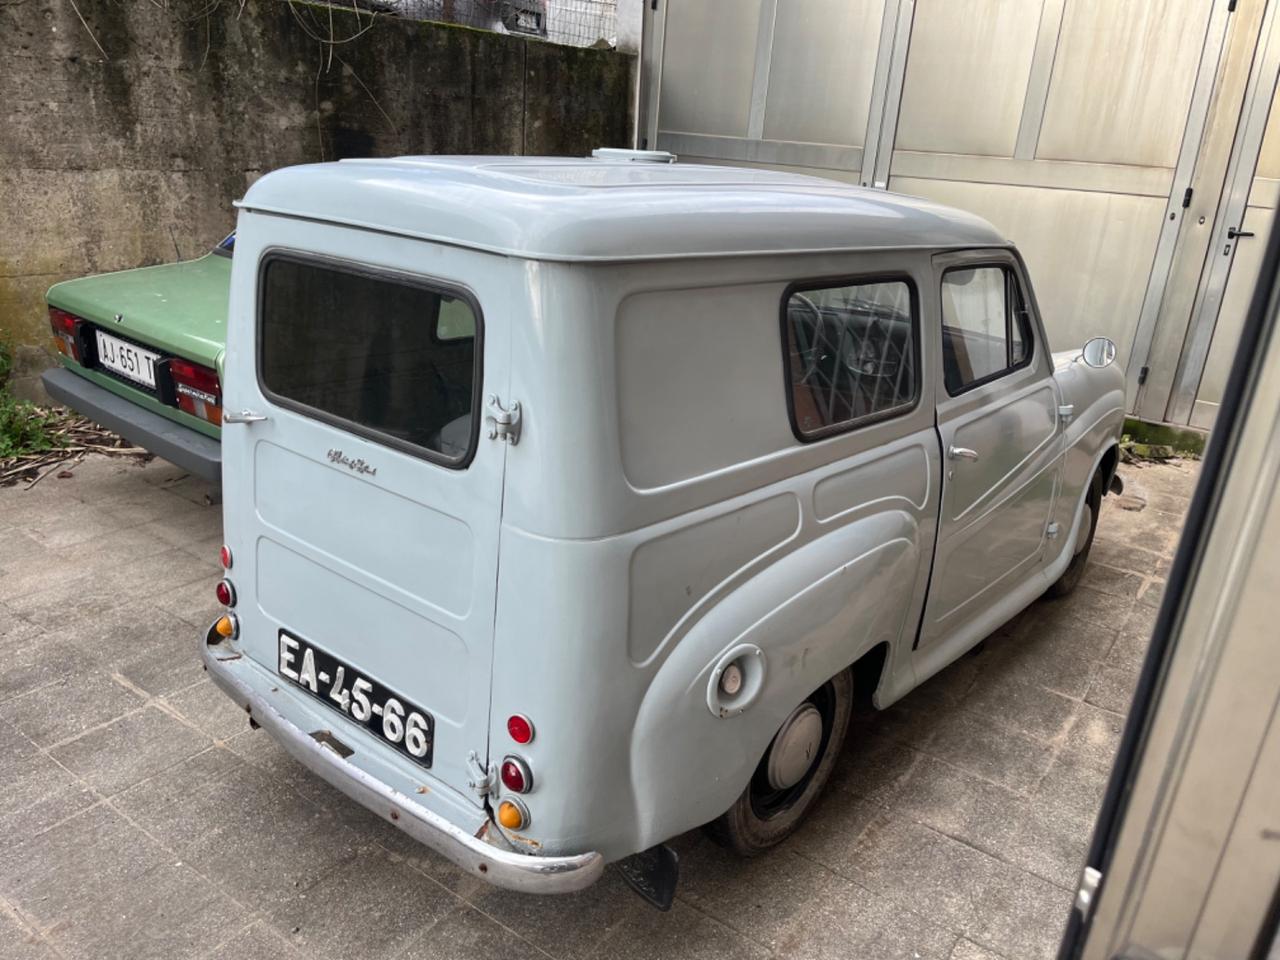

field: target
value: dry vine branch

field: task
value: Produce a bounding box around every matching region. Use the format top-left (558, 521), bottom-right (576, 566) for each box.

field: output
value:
top-left (287, 0), bottom-right (378, 46)
top-left (67, 0), bottom-right (109, 59)
top-left (337, 55), bottom-right (399, 137)
top-left (0, 411), bottom-right (153, 487)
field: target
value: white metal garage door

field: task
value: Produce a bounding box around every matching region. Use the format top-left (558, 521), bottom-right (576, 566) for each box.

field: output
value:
top-left (637, 0), bottom-right (1280, 428)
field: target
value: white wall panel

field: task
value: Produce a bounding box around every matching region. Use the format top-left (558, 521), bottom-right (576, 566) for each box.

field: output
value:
top-left (658, 0), bottom-right (762, 136)
top-left (896, 0), bottom-right (1040, 157)
top-left (1255, 81), bottom-right (1280, 179)
top-left (891, 177), bottom-right (1164, 367)
top-left (762, 0), bottom-right (884, 146)
top-left (1037, 0), bottom-right (1212, 167)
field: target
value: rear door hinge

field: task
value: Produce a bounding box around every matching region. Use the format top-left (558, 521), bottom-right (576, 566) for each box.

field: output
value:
top-left (1057, 403), bottom-right (1075, 425)
top-left (1181, 187), bottom-right (1194, 209)
top-left (1074, 865), bottom-right (1102, 922)
top-left (1138, 365), bottom-right (1150, 385)
top-left (485, 395), bottom-right (522, 445)
top-left (465, 750), bottom-right (496, 798)
top-left (1046, 521), bottom-right (1061, 540)
top-left (1228, 0), bottom-right (1238, 11)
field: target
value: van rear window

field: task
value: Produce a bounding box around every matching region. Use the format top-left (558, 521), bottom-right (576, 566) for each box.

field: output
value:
top-left (259, 257), bottom-right (480, 465)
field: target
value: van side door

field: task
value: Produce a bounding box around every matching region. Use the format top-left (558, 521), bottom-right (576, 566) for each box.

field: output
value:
top-left (916, 249), bottom-right (1062, 663)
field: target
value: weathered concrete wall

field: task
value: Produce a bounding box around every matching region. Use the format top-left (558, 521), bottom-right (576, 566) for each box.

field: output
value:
top-left (0, 0), bottom-right (633, 396)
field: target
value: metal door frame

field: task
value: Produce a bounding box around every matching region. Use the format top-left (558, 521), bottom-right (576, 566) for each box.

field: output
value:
top-left (1167, 0), bottom-right (1280, 424)
top-left (1126, 1), bottom-right (1236, 409)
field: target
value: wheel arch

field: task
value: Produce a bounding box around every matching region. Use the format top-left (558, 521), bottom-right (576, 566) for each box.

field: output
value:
top-left (1099, 443), bottom-right (1120, 496)
top-left (626, 509), bottom-right (922, 851)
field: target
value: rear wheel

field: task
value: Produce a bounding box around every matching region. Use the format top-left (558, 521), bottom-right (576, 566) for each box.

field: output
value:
top-left (705, 669), bottom-right (853, 856)
top-left (1046, 470), bottom-right (1104, 599)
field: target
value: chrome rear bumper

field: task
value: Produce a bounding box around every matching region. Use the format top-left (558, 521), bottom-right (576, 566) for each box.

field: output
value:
top-left (200, 624), bottom-right (605, 894)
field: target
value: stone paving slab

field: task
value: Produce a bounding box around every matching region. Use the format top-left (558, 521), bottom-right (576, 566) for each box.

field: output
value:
top-left (0, 455), bottom-right (1198, 959)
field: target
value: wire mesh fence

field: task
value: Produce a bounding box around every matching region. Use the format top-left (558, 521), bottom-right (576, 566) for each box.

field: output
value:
top-left (363, 0), bottom-right (620, 48)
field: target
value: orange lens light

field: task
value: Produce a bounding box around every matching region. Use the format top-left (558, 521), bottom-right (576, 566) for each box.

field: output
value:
top-left (214, 614), bottom-right (236, 638)
top-left (497, 800), bottom-right (527, 830)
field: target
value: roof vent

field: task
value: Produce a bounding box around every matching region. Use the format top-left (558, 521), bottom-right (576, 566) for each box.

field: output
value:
top-left (590, 148), bottom-right (677, 164)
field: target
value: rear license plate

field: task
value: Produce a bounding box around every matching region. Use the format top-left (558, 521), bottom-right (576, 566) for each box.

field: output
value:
top-left (277, 631), bottom-right (434, 768)
top-left (94, 330), bottom-right (160, 389)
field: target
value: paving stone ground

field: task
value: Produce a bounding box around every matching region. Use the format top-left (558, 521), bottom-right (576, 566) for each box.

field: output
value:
top-left (0, 454), bottom-right (1197, 960)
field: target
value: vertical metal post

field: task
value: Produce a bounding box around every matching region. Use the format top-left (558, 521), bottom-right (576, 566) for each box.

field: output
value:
top-left (635, 0), bottom-right (667, 151)
top-left (860, 0), bottom-right (904, 186)
top-left (1167, 0), bottom-right (1280, 423)
top-left (1014, 0), bottom-right (1068, 161)
top-left (746, 0), bottom-right (780, 140)
top-left (1125, 3), bottom-right (1234, 409)
top-left (868, 0), bottom-right (915, 189)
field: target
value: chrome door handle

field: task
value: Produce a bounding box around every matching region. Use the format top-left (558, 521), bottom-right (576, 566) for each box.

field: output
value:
top-left (223, 410), bottom-right (268, 424)
top-left (948, 445), bottom-right (980, 462)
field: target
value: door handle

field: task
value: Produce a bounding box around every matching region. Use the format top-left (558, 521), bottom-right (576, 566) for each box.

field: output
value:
top-left (1227, 226), bottom-right (1255, 239)
top-left (948, 445), bottom-right (980, 462)
top-left (223, 410), bottom-right (268, 424)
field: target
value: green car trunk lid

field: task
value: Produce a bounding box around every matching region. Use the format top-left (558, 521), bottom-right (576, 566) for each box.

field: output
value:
top-left (46, 253), bottom-right (230, 371)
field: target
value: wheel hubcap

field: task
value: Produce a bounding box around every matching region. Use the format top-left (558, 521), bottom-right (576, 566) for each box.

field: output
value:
top-left (766, 703), bottom-right (824, 790)
top-left (1075, 501), bottom-right (1093, 555)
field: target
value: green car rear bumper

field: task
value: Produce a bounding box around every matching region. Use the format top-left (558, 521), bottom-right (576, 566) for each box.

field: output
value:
top-left (42, 366), bottom-right (221, 483)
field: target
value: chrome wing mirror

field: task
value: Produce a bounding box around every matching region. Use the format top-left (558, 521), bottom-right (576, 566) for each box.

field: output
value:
top-left (1079, 337), bottom-right (1117, 369)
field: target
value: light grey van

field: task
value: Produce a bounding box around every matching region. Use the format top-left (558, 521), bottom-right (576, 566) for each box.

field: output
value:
top-left (203, 153), bottom-right (1125, 900)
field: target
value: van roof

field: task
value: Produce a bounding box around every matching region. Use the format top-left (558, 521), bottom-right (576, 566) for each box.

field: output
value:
top-left (237, 155), bottom-right (1008, 263)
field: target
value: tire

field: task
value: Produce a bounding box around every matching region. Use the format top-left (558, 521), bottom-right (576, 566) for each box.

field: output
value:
top-left (1045, 470), bottom-right (1104, 599)
top-left (705, 669), bottom-right (853, 856)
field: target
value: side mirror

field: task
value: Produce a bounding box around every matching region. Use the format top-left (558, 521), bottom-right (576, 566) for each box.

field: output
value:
top-left (1081, 337), bottom-right (1117, 369)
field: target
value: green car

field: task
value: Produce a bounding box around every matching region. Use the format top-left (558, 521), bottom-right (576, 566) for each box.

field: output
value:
top-left (41, 233), bottom-right (232, 482)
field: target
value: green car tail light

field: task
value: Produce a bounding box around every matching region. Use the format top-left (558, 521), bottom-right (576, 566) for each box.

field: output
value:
top-left (167, 357), bottom-right (222, 427)
top-left (49, 306), bottom-right (85, 363)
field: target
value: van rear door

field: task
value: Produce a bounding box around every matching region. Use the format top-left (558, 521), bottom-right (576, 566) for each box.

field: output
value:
top-left (222, 219), bottom-right (506, 807)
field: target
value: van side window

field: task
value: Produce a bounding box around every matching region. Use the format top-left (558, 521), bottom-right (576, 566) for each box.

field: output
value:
top-left (940, 265), bottom-right (1033, 395)
top-left (259, 257), bottom-right (480, 464)
top-left (783, 279), bottom-right (918, 439)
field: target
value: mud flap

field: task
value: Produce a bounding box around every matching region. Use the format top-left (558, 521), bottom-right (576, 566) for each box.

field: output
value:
top-left (1109, 473), bottom-right (1125, 495)
top-left (618, 844), bottom-right (679, 911)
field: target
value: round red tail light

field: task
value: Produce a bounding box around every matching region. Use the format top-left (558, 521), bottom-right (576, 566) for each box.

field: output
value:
top-left (506, 714), bottom-right (534, 744)
top-left (500, 756), bottom-right (532, 794)
top-left (215, 579), bottom-right (236, 607)
top-left (219, 545), bottom-right (232, 569)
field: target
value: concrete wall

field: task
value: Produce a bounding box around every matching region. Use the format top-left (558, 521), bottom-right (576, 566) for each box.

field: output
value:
top-left (0, 0), bottom-right (634, 397)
